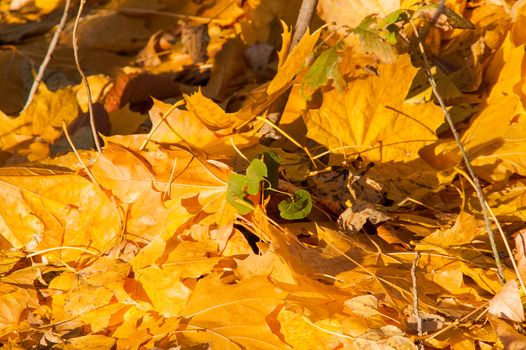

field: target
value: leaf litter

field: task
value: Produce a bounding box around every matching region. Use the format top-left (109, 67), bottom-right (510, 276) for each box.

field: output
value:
top-left (0, 0), bottom-right (525, 349)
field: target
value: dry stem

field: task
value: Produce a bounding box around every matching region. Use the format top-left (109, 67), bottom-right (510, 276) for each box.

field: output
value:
top-left (259, 0), bottom-right (319, 144)
top-left (409, 21), bottom-right (505, 283)
top-left (22, 0), bottom-right (72, 113)
top-left (72, 0), bottom-right (102, 154)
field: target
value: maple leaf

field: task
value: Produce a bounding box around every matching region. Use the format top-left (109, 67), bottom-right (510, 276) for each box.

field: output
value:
top-left (178, 275), bottom-right (287, 349)
top-left (305, 54), bottom-right (444, 162)
top-left (267, 22), bottom-right (321, 96)
top-left (0, 167), bottom-right (121, 262)
top-left (147, 94), bottom-right (258, 156)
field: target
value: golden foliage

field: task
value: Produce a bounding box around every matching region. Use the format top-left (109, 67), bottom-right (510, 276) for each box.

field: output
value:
top-left (0, 0), bottom-right (525, 349)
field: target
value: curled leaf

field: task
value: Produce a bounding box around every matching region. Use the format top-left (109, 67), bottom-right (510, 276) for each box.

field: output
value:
top-left (279, 189), bottom-right (312, 220)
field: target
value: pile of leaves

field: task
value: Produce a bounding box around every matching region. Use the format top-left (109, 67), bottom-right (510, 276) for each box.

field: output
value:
top-left (1, 0), bottom-right (526, 348)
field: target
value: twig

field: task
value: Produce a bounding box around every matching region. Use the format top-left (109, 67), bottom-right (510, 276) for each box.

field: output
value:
top-left (139, 99), bottom-right (185, 151)
top-left (291, 0), bottom-right (318, 48)
top-left (425, 304), bottom-right (488, 341)
top-left (22, 0), bottom-right (72, 113)
top-left (411, 252), bottom-right (424, 350)
top-left (259, 0), bottom-right (319, 144)
top-left (26, 246), bottom-right (99, 258)
top-left (409, 21), bottom-right (505, 284)
top-left (420, 0), bottom-right (446, 41)
top-left (61, 121), bottom-right (100, 188)
top-left (455, 167), bottom-right (526, 295)
top-left (72, 0), bottom-right (102, 154)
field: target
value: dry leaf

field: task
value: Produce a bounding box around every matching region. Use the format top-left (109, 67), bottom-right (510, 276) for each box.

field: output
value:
top-left (488, 280), bottom-right (525, 322)
top-left (178, 275), bottom-right (287, 349)
top-left (305, 54), bottom-right (444, 162)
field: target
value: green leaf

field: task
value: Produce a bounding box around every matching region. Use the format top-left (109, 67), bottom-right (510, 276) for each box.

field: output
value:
top-left (303, 44), bottom-right (343, 97)
top-left (262, 152), bottom-right (281, 191)
top-left (379, 9), bottom-right (410, 44)
top-left (226, 173), bottom-right (253, 215)
top-left (278, 189), bottom-right (312, 220)
top-left (246, 159), bottom-right (267, 195)
top-left (379, 9), bottom-right (410, 28)
top-left (353, 15), bottom-right (396, 64)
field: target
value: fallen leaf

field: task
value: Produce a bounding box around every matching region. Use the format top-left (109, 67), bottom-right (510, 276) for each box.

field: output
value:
top-left (488, 280), bottom-right (524, 322)
top-left (178, 275), bottom-right (287, 349)
top-left (491, 317), bottom-right (526, 350)
top-left (0, 167), bottom-right (121, 262)
top-left (423, 210), bottom-right (483, 247)
top-left (305, 54), bottom-right (444, 162)
top-left (267, 23), bottom-right (321, 96)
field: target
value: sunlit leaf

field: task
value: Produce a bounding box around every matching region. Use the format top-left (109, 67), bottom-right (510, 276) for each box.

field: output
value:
top-left (488, 280), bottom-right (525, 322)
top-left (226, 173), bottom-right (253, 215)
top-left (246, 158), bottom-right (267, 195)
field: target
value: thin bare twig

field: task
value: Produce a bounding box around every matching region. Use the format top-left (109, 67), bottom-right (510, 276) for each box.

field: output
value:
top-left (72, 0), bottom-right (102, 154)
top-left (22, 0), bottom-right (72, 113)
top-left (61, 121), bottom-right (100, 188)
top-left (139, 99), bottom-right (185, 151)
top-left (411, 252), bottom-right (424, 350)
top-left (292, 0), bottom-right (318, 48)
top-left (409, 21), bottom-right (505, 284)
top-left (420, 0), bottom-right (446, 41)
top-left (455, 167), bottom-right (526, 295)
top-left (259, 0), bottom-right (319, 145)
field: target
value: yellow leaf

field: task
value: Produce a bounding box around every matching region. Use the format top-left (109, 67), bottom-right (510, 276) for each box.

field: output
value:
top-left (491, 317), bottom-right (526, 349)
top-left (20, 84), bottom-right (79, 140)
top-left (511, 0), bottom-right (526, 46)
top-left (179, 275), bottom-right (287, 349)
top-left (425, 37), bottom-right (526, 181)
top-left (76, 74), bottom-right (112, 113)
top-left (514, 229), bottom-right (526, 282)
top-left (90, 143), bottom-right (234, 239)
top-left (267, 24), bottom-right (321, 96)
top-left (0, 84), bottom-right (79, 156)
top-left (277, 308), bottom-right (331, 350)
top-left (148, 98), bottom-right (258, 156)
top-left (185, 90), bottom-right (248, 129)
top-left (34, 0), bottom-right (63, 14)
top-left (135, 266), bottom-right (192, 317)
top-left (62, 335), bottom-right (116, 350)
top-left (62, 258), bottom-right (131, 331)
top-left (423, 211), bottom-right (483, 247)
top-left (0, 168), bottom-right (121, 262)
top-left (318, 0), bottom-right (400, 29)
top-left (305, 54), bottom-right (444, 162)
top-left (0, 283), bottom-right (38, 335)
top-left (108, 105), bottom-right (147, 135)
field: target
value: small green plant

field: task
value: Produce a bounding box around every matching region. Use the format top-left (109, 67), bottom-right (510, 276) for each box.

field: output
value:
top-left (226, 152), bottom-right (312, 220)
